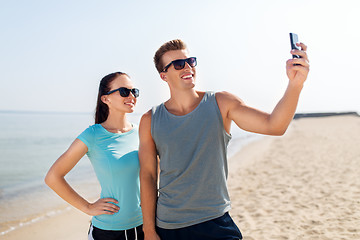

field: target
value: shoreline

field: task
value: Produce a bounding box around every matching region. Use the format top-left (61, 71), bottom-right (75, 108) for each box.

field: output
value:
top-left (2, 115), bottom-right (359, 239)
top-left (0, 172), bottom-right (101, 236)
top-left (1, 206), bottom-right (92, 240)
top-left (0, 120), bottom-right (255, 237)
top-left (1, 206), bottom-right (71, 236)
top-left (1, 131), bottom-right (260, 239)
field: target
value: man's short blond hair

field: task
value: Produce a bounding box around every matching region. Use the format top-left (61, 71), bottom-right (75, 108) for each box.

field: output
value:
top-left (153, 39), bottom-right (187, 73)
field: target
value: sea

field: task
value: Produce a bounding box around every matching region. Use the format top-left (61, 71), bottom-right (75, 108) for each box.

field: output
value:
top-left (0, 111), bottom-right (260, 236)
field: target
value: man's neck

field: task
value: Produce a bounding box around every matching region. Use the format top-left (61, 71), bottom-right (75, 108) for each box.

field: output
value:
top-left (165, 89), bottom-right (205, 116)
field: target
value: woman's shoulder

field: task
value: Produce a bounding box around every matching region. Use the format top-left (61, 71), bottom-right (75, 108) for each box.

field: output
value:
top-left (79, 124), bottom-right (102, 136)
top-left (84, 123), bottom-right (100, 131)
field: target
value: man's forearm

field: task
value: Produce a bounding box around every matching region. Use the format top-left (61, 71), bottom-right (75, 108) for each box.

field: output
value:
top-left (269, 82), bottom-right (303, 135)
top-left (140, 173), bottom-right (158, 235)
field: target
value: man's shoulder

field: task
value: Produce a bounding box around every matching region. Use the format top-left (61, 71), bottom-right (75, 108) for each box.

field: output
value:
top-left (215, 91), bottom-right (245, 110)
top-left (141, 109), bottom-right (152, 120)
top-left (139, 110), bottom-right (152, 131)
top-left (140, 104), bottom-right (162, 123)
top-left (215, 91), bottom-right (235, 103)
top-left (215, 90), bottom-right (233, 98)
top-left (215, 91), bottom-right (243, 100)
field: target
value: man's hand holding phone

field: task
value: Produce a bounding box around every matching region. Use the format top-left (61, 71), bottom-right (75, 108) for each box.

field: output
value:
top-left (286, 33), bottom-right (310, 87)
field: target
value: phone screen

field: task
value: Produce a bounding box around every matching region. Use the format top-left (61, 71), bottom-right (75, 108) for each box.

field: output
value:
top-left (290, 33), bottom-right (300, 58)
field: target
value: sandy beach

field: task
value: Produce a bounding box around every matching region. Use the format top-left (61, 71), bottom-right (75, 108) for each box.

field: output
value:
top-left (229, 115), bottom-right (360, 239)
top-left (2, 115), bottom-right (360, 240)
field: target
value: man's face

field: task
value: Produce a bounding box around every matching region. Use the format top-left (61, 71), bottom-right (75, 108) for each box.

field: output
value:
top-left (161, 49), bottom-right (196, 90)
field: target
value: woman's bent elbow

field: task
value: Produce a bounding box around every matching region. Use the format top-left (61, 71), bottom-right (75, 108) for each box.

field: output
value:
top-left (44, 171), bottom-right (56, 188)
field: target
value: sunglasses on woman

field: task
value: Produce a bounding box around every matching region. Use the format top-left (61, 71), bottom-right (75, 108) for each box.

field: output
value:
top-left (105, 87), bottom-right (140, 98)
top-left (162, 57), bottom-right (197, 72)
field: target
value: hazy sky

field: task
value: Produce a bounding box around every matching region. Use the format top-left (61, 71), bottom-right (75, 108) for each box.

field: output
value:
top-left (1, 0), bottom-right (359, 114)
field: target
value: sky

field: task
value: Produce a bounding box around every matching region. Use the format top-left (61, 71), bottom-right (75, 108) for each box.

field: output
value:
top-left (1, 0), bottom-right (359, 115)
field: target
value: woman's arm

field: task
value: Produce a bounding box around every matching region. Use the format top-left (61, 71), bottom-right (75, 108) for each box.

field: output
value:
top-left (45, 138), bottom-right (119, 216)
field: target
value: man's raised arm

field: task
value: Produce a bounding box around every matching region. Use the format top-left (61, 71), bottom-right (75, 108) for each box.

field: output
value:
top-left (216, 43), bottom-right (310, 136)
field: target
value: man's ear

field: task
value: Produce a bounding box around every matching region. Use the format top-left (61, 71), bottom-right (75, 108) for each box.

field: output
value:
top-left (160, 73), bottom-right (167, 82)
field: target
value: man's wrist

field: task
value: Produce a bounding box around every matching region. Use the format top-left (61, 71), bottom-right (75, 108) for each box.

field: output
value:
top-left (288, 80), bottom-right (304, 93)
top-left (143, 223), bottom-right (157, 233)
top-left (143, 227), bottom-right (158, 237)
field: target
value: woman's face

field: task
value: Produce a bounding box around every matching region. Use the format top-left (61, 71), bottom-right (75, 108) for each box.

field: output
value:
top-left (102, 75), bottom-right (138, 114)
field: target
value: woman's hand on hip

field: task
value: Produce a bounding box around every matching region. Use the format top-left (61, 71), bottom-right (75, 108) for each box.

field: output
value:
top-left (86, 198), bottom-right (120, 216)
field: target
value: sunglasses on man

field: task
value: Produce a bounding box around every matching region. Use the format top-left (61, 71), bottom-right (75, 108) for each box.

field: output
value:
top-left (105, 87), bottom-right (140, 98)
top-left (162, 57), bottom-right (197, 72)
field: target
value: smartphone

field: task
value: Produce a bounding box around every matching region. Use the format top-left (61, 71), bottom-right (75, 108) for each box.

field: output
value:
top-left (289, 33), bottom-right (301, 59)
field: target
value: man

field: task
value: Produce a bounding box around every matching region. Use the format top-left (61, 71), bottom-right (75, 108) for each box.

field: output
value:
top-left (139, 39), bottom-right (309, 240)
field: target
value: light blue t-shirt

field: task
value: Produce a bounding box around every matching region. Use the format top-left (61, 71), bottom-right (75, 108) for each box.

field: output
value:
top-left (77, 124), bottom-right (142, 230)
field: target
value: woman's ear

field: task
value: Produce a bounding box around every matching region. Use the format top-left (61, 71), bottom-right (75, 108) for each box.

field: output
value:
top-left (101, 95), bottom-right (109, 104)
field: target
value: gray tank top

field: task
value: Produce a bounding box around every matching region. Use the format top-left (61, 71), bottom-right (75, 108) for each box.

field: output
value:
top-left (151, 91), bottom-right (232, 229)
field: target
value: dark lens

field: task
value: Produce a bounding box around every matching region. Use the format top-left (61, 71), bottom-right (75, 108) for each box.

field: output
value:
top-left (132, 88), bottom-right (139, 98)
top-left (172, 59), bottom-right (186, 70)
top-left (119, 87), bottom-right (131, 97)
top-left (187, 57), bottom-right (197, 67)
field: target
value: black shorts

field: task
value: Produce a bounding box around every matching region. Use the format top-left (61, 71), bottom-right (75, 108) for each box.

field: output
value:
top-left (88, 224), bottom-right (144, 240)
top-left (156, 212), bottom-right (242, 240)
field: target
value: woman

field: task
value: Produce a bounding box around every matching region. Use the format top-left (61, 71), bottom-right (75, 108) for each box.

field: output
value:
top-left (45, 72), bottom-right (144, 240)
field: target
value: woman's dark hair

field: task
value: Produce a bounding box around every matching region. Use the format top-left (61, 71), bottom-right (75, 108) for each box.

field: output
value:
top-left (95, 72), bottom-right (129, 124)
